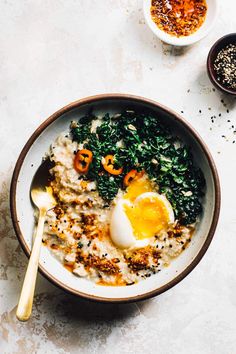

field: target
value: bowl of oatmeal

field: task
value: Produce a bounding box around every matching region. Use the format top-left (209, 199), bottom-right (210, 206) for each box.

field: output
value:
top-left (10, 94), bottom-right (220, 302)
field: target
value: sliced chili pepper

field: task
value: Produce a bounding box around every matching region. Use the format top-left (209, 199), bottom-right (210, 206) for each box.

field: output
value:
top-left (74, 149), bottom-right (93, 174)
top-left (124, 169), bottom-right (144, 186)
top-left (102, 155), bottom-right (123, 175)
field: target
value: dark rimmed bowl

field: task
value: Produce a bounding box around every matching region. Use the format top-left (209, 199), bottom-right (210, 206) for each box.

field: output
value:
top-left (207, 33), bottom-right (236, 95)
top-left (10, 94), bottom-right (221, 303)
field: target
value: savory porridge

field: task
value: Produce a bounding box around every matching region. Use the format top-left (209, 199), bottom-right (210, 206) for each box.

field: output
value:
top-left (42, 110), bottom-right (205, 286)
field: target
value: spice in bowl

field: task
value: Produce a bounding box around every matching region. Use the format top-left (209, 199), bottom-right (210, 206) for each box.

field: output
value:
top-left (214, 44), bottom-right (236, 90)
top-left (150, 0), bottom-right (207, 37)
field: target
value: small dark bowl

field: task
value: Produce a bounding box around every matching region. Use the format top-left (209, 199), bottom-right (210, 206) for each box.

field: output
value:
top-left (207, 33), bottom-right (236, 95)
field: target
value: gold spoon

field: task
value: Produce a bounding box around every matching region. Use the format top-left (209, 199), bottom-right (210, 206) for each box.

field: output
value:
top-left (16, 159), bottom-right (56, 321)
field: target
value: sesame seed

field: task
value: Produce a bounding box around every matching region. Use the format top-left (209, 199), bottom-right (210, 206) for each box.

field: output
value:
top-left (214, 44), bottom-right (236, 89)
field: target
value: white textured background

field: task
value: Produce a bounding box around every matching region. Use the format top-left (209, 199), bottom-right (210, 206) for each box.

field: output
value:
top-left (1, 1), bottom-right (236, 353)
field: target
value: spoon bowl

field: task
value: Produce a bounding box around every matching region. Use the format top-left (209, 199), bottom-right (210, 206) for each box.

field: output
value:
top-left (30, 159), bottom-right (56, 210)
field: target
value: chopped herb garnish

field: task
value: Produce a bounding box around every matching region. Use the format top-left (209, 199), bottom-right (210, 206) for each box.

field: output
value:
top-left (71, 111), bottom-right (205, 225)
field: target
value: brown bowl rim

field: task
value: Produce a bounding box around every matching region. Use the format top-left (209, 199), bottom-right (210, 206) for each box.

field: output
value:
top-left (207, 33), bottom-right (236, 95)
top-left (10, 93), bottom-right (221, 303)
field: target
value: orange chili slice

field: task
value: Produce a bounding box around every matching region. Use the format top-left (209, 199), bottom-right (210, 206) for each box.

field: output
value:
top-left (124, 169), bottom-right (144, 186)
top-left (102, 155), bottom-right (123, 175)
top-left (74, 149), bottom-right (93, 174)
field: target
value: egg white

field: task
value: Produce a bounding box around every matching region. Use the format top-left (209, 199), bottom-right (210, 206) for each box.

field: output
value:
top-left (110, 200), bottom-right (150, 249)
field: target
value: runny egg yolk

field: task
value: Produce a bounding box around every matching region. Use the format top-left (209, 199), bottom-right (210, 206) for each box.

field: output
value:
top-left (124, 195), bottom-right (170, 240)
top-left (109, 176), bottom-right (174, 249)
top-left (124, 177), bottom-right (154, 201)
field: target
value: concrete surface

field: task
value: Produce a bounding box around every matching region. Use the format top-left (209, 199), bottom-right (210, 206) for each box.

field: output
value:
top-left (0, 0), bottom-right (236, 353)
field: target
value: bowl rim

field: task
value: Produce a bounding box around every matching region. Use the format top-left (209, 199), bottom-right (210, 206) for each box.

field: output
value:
top-left (143, 0), bottom-right (219, 47)
top-left (10, 93), bottom-right (221, 303)
top-left (207, 33), bottom-right (236, 95)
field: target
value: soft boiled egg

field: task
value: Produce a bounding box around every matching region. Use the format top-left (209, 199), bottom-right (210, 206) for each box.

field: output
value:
top-left (110, 176), bottom-right (175, 249)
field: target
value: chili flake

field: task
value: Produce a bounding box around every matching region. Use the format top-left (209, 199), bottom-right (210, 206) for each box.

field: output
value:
top-left (151, 0), bottom-right (207, 37)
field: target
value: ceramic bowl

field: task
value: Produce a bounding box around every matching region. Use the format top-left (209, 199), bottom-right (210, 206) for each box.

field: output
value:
top-left (143, 0), bottom-right (218, 46)
top-left (207, 33), bottom-right (236, 95)
top-left (10, 94), bottom-right (220, 303)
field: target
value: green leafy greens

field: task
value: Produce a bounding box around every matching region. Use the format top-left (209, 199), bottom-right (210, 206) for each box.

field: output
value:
top-left (71, 110), bottom-right (205, 225)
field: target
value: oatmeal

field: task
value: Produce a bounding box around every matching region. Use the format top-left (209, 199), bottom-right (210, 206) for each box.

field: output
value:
top-left (42, 111), bottom-right (204, 286)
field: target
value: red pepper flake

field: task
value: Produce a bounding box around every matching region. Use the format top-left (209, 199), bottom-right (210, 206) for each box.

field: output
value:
top-left (151, 0), bottom-right (207, 37)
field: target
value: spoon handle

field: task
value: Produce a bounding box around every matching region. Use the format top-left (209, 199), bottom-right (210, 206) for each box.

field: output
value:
top-left (16, 209), bottom-right (46, 321)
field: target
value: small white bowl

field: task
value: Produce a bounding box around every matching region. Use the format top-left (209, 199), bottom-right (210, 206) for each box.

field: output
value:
top-left (143, 0), bottom-right (218, 46)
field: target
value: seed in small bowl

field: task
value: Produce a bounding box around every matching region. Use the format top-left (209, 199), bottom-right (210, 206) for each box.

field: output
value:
top-left (214, 44), bottom-right (236, 90)
top-left (207, 33), bottom-right (236, 95)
